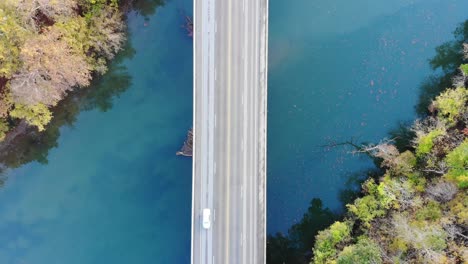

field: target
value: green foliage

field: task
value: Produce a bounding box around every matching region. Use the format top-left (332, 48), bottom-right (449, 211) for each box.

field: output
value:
top-left (389, 238), bottom-right (408, 253)
top-left (461, 64), bottom-right (468, 75)
top-left (0, 118), bottom-right (9, 141)
top-left (346, 179), bottom-right (396, 226)
top-left (10, 103), bottom-right (52, 131)
top-left (313, 221), bottom-right (352, 264)
top-left (80, 0), bottom-right (119, 19)
top-left (55, 16), bottom-right (91, 55)
top-left (445, 139), bottom-right (468, 188)
top-left (416, 129), bottom-right (445, 157)
top-left (449, 194), bottom-right (468, 225)
top-left (416, 201), bottom-right (442, 221)
top-left (433, 87), bottom-right (468, 124)
top-left (407, 172), bottom-right (426, 192)
top-left (347, 195), bottom-right (386, 226)
top-left (336, 237), bottom-right (382, 264)
top-left (390, 151), bottom-right (416, 176)
top-left (56, 5), bottom-right (125, 73)
top-left (0, 9), bottom-right (26, 78)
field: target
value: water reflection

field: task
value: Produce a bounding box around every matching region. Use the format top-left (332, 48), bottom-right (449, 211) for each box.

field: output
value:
top-left (267, 199), bottom-right (338, 264)
top-left (131, 0), bottom-right (166, 19)
top-left (416, 20), bottom-right (468, 115)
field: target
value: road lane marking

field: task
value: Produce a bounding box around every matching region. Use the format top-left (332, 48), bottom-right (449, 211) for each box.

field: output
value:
top-left (242, 2), bottom-right (250, 262)
top-left (224, 0), bottom-right (233, 263)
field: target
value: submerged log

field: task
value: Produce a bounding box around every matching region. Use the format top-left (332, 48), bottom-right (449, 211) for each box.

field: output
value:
top-left (176, 128), bottom-right (193, 157)
top-left (184, 15), bottom-right (193, 38)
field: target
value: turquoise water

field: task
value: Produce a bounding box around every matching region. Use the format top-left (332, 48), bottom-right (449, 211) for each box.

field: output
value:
top-left (267, 0), bottom-right (468, 232)
top-left (0, 0), bottom-right (193, 263)
top-left (0, 0), bottom-right (467, 262)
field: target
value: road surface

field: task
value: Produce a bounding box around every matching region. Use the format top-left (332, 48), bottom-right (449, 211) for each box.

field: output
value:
top-left (191, 0), bottom-right (268, 263)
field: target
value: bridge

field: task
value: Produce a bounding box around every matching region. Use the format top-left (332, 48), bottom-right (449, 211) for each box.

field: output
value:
top-left (191, 0), bottom-right (268, 263)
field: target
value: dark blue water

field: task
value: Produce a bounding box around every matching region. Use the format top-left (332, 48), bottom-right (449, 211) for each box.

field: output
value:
top-left (0, 0), bottom-right (467, 262)
top-left (267, 0), bottom-right (468, 232)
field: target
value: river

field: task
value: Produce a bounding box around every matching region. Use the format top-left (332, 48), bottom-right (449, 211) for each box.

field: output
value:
top-left (0, 0), bottom-right (466, 263)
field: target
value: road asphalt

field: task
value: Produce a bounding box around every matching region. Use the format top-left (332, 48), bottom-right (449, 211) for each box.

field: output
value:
top-left (191, 0), bottom-right (268, 263)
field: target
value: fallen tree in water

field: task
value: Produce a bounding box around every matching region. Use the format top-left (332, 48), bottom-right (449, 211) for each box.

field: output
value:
top-left (177, 128), bottom-right (193, 157)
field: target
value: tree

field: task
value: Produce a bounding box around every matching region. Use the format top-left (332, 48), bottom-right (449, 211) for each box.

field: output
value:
top-left (336, 237), bottom-right (382, 264)
top-left (392, 214), bottom-right (448, 262)
top-left (10, 27), bottom-right (91, 106)
top-left (9, 103), bottom-right (52, 131)
top-left (415, 128), bottom-right (446, 157)
top-left (13, 0), bottom-right (77, 30)
top-left (0, 8), bottom-right (27, 78)
top-left (426, 181), bottom-right (458, 202)
top-left (433, 87), bottom-right (468, 125)
top-left (313, 221), bottom-right (352, 264)
top-left (353, 139), bottom-right (400, 168)
top-left (445, 139), bottom-right (468, 188)
top-left (56, 5), bottom-right (125, 74)
top-left (0, 118), bottom-right (9, 141)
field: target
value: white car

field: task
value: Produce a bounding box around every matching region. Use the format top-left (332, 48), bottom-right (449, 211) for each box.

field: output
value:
top-left (202, 208), bottom-right (211, 229)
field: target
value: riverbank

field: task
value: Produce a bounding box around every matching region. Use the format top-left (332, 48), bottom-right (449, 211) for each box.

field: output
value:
top-left (268, 19), bottom-right (468, 264)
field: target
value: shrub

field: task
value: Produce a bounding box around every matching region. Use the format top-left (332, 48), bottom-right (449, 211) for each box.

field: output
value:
top-left (426, 181), bottom-right (458, 202)
top-left (347, 195), bottom-right (386, 226)
top-left (461, 64), bottom-right (468, 75)
top-left (449, 194), bottom-right (468, 225)
top-left (336, 237), bottom-right (382, 264)
top-left (313, 221), bottom-right (352, 264)
top-left (393, 215), bottom-right (447, 253)
top-left (10, 103), bottom-right (53, 131)
top-left (433, 87), bottom-right (468, 125)
top-left (445, 139), bottom-right (468, 188)
top-left (0, 118), bottom-right (9, 141)
top-left (390, 151), bottom-right (416, 176)
top-left (416, 129), bottom-right (445, 157)
top-left (416, 201), bottom-right (442, 221)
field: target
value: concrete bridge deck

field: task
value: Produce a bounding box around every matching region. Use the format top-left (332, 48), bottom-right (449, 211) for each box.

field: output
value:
top-left (191, 0), bottom-right (268, 263)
